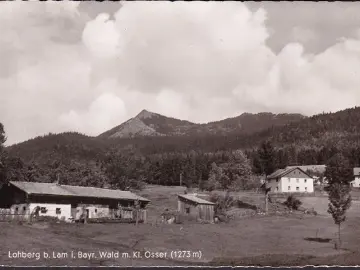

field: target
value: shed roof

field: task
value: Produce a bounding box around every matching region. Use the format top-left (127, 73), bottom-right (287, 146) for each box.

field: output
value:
top-left (9, 181), bottom-right (150, 202)
top-left (267, 167), bottom-right (313, 179)
top-left (177, 194), bottom-right (215, 205)
top-left (354, 168), bottom-right (360, 176)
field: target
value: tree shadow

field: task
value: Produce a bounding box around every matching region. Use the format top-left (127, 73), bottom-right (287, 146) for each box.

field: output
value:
top-left (235, 200), bottom-right (258, 210)
top-left (304, 237), bottom-right (332, 243)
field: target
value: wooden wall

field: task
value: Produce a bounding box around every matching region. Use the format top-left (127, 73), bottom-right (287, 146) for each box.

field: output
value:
top-left (178, 197), bottom-right (214, 222)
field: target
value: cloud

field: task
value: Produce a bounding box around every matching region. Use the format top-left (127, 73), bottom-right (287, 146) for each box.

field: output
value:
top-left (1, 2), bottom-right (360, 145)
top-left (59, 91), bottom-right (127, 136)
top-left (82, 13), bottom-right (122, 59)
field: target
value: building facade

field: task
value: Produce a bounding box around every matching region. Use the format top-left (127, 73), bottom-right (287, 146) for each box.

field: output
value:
top-left (177, 194), bottom-right (215, 222)
top-left (0, 181), bottom-right (150, 222)
top-left (267, 167), bottom-right (314, 193)
top-left (351, 168), bottom-right (360, 188)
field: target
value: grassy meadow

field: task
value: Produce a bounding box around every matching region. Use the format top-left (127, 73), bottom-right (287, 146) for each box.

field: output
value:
top-left (1, 185), bottom-right (360, 267)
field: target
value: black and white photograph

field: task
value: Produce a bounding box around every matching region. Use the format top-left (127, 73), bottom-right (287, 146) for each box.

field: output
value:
top-left (1, 1), bottom-right (360, 267)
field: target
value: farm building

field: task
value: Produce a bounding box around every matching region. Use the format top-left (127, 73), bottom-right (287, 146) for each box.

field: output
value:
top-left (0, 181), bottom-right (150, 222)
top-left (177, 194), bottom-right (215, 222)
top-left (267, 167), bottom-right (314, 193)
top-left (351, 168), bottom-right (360, 188)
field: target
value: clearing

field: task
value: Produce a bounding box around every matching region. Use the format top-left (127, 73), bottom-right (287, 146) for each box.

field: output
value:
top-left (1, 185), bottom-right (360, 266)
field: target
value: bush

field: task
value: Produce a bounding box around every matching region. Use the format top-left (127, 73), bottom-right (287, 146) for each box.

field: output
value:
top-left (35, 215), bottom-right (59, 223)
top-left (209, 192), bottom-right (235, 214)
top-left (283, 195), bottom-right (302, 210)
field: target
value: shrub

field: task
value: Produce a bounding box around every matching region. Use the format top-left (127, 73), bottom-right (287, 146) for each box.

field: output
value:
top-left (35, 215), bottom-right (59, 223)
top-left (209, 192), bottom-right (235, 214)
top-left (283, 195), bottom-right (302, 210)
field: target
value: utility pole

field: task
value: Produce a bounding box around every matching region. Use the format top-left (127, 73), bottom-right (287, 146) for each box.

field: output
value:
top-left (135, 200), bottom-right (140, 226)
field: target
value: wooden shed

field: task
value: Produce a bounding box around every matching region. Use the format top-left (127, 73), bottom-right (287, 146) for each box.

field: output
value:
top-left (177, 194), bottom-right (215, 222)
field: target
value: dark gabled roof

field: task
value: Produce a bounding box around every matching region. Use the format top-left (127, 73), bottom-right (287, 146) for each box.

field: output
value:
top-left (9, 181), bottom-right (150, 202)
top-left (267, 167), bottom-right (313, 179)
top-left (177, 194), bottom-right (215, 205)
top-left (354, 168), bottom-right (360, 176)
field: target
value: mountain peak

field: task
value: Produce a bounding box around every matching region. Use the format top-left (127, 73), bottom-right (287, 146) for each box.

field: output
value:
top-left (135, 109), bottom-right (157, 120)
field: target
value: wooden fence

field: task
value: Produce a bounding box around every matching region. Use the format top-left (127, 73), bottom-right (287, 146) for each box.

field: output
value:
top-left (0, 209), bottom-right (29, 222)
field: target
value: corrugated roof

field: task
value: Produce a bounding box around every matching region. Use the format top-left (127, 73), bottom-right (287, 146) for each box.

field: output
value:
top-left (354, 168), bottom-right (360, 176)
top-left (10, 181), bottom-right (150, 202)
top-left (177, 194), bottom-right (215, 205)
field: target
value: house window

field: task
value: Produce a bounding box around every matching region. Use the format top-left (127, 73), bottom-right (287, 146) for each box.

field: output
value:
top-left (185, 207), bottom-right (190, 214)
top-left (296, 187), bottom-right (299, 191)
top-left (276, 187), bottom-right (279, 191)
top-left (304, 179), bottom-right (307, 183)
top-left (296, 179), bottom-right (299, 183)
top-left (15, 207), bottom-right (18, 213)
top-left (95, 209), bottom-right (98, 213)
top-left (40, 207), bottom-right (47, 213)
top-left (276, 178), bottom-right (279, 183)
top-left (288, 178), bottom-right (291, 182)
top-left (56, 208), bottom-right (61, 214)
top-left (288, 186), bottom-right (291, 191)
top-left (305, 187), bottom-right (308, 192)
top-left (23, 206), bottom-right (26, 211)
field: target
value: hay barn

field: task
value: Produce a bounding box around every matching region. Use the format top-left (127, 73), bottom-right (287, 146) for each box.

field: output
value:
top-left (0, 181), bottom-right (150, 222)
top-left (177, 194), bottom-right (215, 222)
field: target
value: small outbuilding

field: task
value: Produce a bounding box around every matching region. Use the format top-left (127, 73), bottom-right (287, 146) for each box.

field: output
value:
top-left (177, 194), bottom-right (215, 222)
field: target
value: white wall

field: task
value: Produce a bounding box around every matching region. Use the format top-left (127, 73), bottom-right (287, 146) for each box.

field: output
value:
top-left (267, 177), bottom-right (314, 193)
top-left (10, 203), bottom-right (29, 215)
top-left (280, 177), bottom-right (314, 193)
top-left (351, 176), bottom-right (360, 188)
top-left (29, 203), bottom-right (72, 221)
top-left (75, 204), bottom-right (110, 220)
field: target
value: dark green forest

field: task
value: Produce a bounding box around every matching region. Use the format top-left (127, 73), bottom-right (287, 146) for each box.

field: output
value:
top-left (2, 106), bottom-right (360, 190)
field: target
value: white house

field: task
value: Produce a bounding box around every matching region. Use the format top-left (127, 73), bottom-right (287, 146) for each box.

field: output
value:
top-left (351, 168), bottom-right (360, 188)
top-left (266, 167), bottom-right (314, 193)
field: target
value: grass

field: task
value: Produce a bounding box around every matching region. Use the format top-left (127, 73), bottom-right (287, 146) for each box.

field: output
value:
top-left (1, 185), bottom-right (360, 266)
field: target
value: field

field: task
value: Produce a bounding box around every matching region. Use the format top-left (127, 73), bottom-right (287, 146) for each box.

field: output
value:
top-left (1, 185), bottom-right (360, 267)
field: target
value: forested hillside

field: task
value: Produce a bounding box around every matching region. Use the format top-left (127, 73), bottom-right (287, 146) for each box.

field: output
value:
top-left (98, 109), bottom-right (305, 138)
top-left (3, 106), bottom-right (360, 189)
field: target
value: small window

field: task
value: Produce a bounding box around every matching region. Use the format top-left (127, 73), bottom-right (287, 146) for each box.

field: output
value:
top-left (185, 207), bottom-right (190, 214)
top-left (23, 206), bottom-right (26, 211)
top-left (276, 187), bottom-right (279, 191)
top-left (276, 178), bottom-right (279, 182)
top-left (288, 186), bottom-right (291, 190)
top-left (95, 209), bottom-right (98, 213)
top-left (305, 187), bottom-right (308, 192)
top-left (40, 207), bottom-right (47, 213)
top-left (304, 179), bottom-right (307, 183)
top-left (288, 178), bottom-right (291, 182)
top-left (15, 207), bottom-right (19, 212)
top-left (296, 179), bottom-right (299, 183)
top-left (56, 208), bottom-right (61, 214)
top-left (296, 187), bottom-right (299, 191)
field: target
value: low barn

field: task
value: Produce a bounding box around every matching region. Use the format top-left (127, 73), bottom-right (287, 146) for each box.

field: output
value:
top-left (0, 181), bottom-right (150, 222)
top-left (177, 194), bottom-right (215, 222)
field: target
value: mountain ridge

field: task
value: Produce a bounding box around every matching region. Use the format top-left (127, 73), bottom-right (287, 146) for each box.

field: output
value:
top-left (98, 109), bottom-right (306, 139)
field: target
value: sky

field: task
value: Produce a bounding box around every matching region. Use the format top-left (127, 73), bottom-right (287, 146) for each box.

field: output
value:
top-left (1, 1), bottom-right (360, 145)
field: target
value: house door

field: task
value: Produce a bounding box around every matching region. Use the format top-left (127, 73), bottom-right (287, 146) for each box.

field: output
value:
top-left (86, 209), bottom-right (90, 219)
